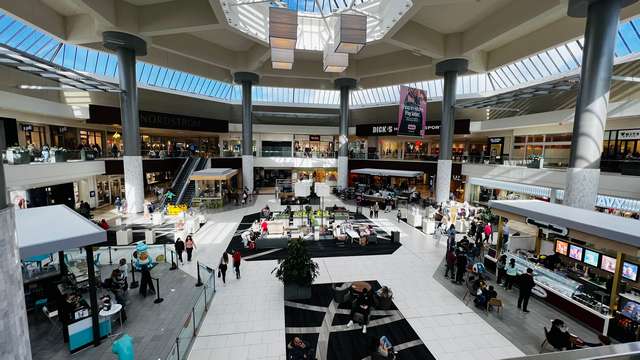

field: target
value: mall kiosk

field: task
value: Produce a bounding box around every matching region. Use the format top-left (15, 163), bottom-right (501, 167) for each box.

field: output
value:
top-left (488, 200), bottom-right (640, 340)
top-left (16, 205), bottom-right (109, 353)
top-left (190, 168), bottom-right (240, 208)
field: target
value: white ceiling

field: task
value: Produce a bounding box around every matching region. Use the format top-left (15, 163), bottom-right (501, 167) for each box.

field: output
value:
top-left (412, 0), bottom-right (513, 34)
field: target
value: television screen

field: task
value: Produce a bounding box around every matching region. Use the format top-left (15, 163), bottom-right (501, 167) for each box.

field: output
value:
top-left (569, 244), bottom-right (583, 261)
top-left (601, 255), bottom-right (617, 273)
top-left (583, 250), bottom-right (600, 267)
top-left (555, 240), bottom-right (568, 256)
top-left (623, 262), bottom-right (638, 282)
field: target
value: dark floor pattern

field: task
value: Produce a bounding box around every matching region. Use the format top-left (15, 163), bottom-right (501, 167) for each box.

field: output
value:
top-left (225, 213), bottom-right (401, 261)
top-left (29, 263), bottom-right (200, 360)
top-left (285, 281), bottom-right (435, 360)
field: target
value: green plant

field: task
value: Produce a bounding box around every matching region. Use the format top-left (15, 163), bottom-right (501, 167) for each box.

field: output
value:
top-left (479, 207), bottom-right (496, 224)
top-left (274, 239), bottom-right (319, 286)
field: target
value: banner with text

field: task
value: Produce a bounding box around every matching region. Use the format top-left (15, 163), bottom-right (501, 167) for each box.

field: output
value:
top-left (397, 86), bottom-right (427, 137)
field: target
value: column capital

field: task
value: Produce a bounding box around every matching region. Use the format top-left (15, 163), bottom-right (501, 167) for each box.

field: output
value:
top-left (334, 78), bottom-right (357, 90)
top-left (435, 58), bottom-right (468, 76)
top-left (102, 31), bottom-right (147, 56)
top-left (233, 72), bottom-right (260, 84)
top-left (568, 0), bottom-right (636, 18)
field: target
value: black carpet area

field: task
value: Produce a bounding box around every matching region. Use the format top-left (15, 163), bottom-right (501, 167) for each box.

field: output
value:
top-left (285, 281), bottom-right (434, 360)
top-left (225, 213), bottom-right (402, 261)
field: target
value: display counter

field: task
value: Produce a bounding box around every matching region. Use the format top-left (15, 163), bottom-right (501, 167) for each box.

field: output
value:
top-left (507, 254), bottom-right (613, 334)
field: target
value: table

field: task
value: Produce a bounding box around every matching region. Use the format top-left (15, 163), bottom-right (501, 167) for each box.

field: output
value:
top-left (99, 303), bottom-right (123, 336)
top-left (351, 281), bottom-right (372, 294)
top-left (345, 229), bottom-right (360, 245)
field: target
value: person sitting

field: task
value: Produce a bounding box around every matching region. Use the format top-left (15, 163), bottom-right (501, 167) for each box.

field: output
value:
top-left (347, 288), bottom-right (374, 333)
top-left (474, 284), bottom-right (496, 309)
top-left (99, 219), bottom-right (109, 230)
top-left (370, 335), bottom-right (397, 359)
top-left (375, 286), bottom-right (394, 310)
top-left (287, 336), bottom-right (314, 360)
top-left (547, 319), bottom-right (610, 350)
top-left (241, 230), bottom-right (252, 248)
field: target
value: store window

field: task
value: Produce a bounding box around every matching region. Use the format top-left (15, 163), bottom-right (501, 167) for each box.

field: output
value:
top-left (79, 129), bottom-right (103, 151)
top-left (379, 139), bottom-right (401, 159)
top-left (293, 135), bottom-right (335, 158)
top-left (24, 124), bottom-right (46, 149)
top-left (262, 141), bottom-right (292, 157)
top-left (348, 137), bottom-right (367, 158)
top-left (405, 141), bottom-right (428, 160)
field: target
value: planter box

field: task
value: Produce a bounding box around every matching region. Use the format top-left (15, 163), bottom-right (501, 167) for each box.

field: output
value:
top-left (80, 149), bottom-right (95, 161)
top-left (51, 151), bottom-right (67, 163)
top-left (284, 283), bottom-right (312, 300)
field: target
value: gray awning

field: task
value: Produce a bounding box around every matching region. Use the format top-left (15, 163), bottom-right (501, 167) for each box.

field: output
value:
top-left (489, 200), bottom-right (640, 248)
top-left (351, 168), bottom-right (423, 178)
top-left (16, 205), bottom-right (107, 259)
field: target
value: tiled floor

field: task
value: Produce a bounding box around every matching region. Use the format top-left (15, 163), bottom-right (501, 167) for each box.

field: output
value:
top-left (181, 195), bottom-right (524, 360)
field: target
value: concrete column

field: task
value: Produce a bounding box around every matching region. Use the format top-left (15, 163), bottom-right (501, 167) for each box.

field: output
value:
top-left (335, 78), bottom-right (357, 190)
top-left (435, 59), bottom-right (468, 205)
top-left (234, 72), bottom-right (259, 193)
top-left (564, 0), bottom-right (636, 209)
top-left (0, 162), bottom-right (32, 359)
top-left (103, 31), bottom-right (147, 214)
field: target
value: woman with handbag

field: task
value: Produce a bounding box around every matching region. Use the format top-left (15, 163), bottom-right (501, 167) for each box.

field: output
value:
top-left (218, 253), bottom-right (229, 285)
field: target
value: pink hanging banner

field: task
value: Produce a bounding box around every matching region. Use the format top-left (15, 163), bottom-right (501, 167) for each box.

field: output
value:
top-left (397, 86), bottom-right (427, 137)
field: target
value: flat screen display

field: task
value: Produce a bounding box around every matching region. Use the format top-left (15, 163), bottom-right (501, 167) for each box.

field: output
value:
top-left (583, 250), bottom-right (600, 267)
top-left (623, 262), bottom-right (638, 282)
top-left (555, 240), bottom-right (568, 256)
top-left (601, 255), bottom-right (617, 273)
top-left (569, 244), bottom-right (583, 261)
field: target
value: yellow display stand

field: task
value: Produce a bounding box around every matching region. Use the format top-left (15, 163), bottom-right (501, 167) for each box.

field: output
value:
top-left (167, 204), bottom-right (188, 215)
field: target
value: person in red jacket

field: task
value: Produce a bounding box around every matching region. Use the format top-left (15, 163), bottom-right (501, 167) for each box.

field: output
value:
top-left (445, 248), bottom-right (456, 279)
top-left (483, 223), bottom-right (493, 244)
top-left (232, 249), bottom-right (242, 279)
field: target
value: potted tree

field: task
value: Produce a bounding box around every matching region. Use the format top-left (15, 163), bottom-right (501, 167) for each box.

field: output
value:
top-left (274, 239), bottom-right (319, 300)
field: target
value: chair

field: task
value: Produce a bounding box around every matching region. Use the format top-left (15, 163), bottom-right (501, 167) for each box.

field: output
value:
top-left (42, 306), bottom-right (61, 336)
top-left (333, 282), bottom-right (353, 304)
top-left (486, 298), bottom-right (503, 314)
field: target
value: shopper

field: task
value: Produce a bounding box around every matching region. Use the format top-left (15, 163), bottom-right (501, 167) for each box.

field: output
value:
top-left (347, 288), bottom-right (374, 333)
top-left (118, 258), bottom-right (128, 281)
top-left (104, 269), bottom-right (128, 321)
top-left (114, 196), bottom-right (122, 213)
top-left (287, 336), bottom-right (314, 360)
top-left (185, 235), bottom-right (195, 262)
top-left (396, 209), bottom-right (402, 222)
top-left (174, 237), bottom-right (185, 264)
top-left (454, 250), bottom-right (467, 284)
top-left (517, 268), bottom-right (535, 312)
top-left (373, 202), bottom-right (380, 218)
top-left (218, 253), bottom-right (229, 285)
top-left (496, 254), bottom-right (507, 285)
top-left (505, 258), bottom-right (517, 290)
top-left (547, 319), bottom-right (610, 349)
top-left (502, 219), bottom-right (510, 249)
top-left (232, 249), bottom-right (242, 279)
top-left (484, 222), bottom-right (493, 244)
top-left (369, 205), bottom-right (374, 218)
top-left (445, 247), bottom-right (456, 279)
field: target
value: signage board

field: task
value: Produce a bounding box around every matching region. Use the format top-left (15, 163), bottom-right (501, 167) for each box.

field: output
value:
top-left (397, 86), bottom-right (427, 137)
top-left (526, 218), bottom-right (568, 236)
top-left (309, 135), bottom-right (321, 141)
top-left (618, 129), bottom-right (640, 140)
top-left (21, 124), bottom-right (33, 132)
top-left (356, 119), bottom-right (470, 137)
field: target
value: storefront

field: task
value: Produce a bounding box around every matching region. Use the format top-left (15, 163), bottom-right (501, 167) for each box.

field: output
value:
top-left (348, 136), bottom-right (368, 158)
top-left (95, 175), bottom-right (124, 208)
top-left (487, 200), bottom-right (640, 339)
top-left (512, 134), bottom-right (572, 168)
top-left (19, 123), bottom-right (48, 149)
top-left (405, 140), bottom-right (429, 160)
top-left (293, 135), bottom-right (335, 158)
top-left (378, 138), bottom-right (402, 160)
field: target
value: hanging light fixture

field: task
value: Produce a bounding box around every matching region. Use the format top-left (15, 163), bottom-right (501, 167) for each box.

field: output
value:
top-left (269, 7), bottom-right (298, 49)
top-left (334, 13), bottom-right (367, 54)
top-left (323, 40), bottom-right (348, 73)
top-left (271, 48), bottom-right (294, 70)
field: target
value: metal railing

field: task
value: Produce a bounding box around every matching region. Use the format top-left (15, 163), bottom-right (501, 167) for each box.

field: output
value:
top-left (165, 260), bottom-right (216, 360)
top-left (506, 341), bottom-right (640, 360)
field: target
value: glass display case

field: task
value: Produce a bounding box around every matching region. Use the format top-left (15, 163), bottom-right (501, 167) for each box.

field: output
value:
top-left (507, 255), bottom-right (581, 298)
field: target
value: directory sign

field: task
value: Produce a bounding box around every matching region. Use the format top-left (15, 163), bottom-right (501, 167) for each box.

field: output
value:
top-left (555, 240), bottom-right (568, 256)
top-left (583, 249), bottom-right (600, 267)
top-left (569, 244), bottom-right (583, 261)
top-left (601, 255), bottom-right (617, 273)
top-left (623, 262), bottom-right (639, 282)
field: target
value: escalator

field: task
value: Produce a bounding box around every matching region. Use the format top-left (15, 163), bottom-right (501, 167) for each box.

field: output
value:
top-left (160, 157), bottom-right (201, 207)
top-left (177, 157), bottom-right (208, 205)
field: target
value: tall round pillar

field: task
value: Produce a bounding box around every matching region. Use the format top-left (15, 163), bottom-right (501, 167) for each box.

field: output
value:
top-left (335, 78), bottom-right (357, 190)
top-left (234, 72), bottom-right (259, 193)
top-left (564, 0), bottom-right (636, 209)
top-left (0, 162), bottom-right (32, 359)
top-left (434, 59), bottom-right (468, 205)
top-left (103, 31), bottom-right (147, 213)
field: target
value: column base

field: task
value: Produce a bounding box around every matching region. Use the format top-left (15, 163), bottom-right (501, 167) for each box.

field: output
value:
top-left (337, 156), bottom-right (348, 190)
top-left (0, 206), bottom-right (32, 359)
top-left (436, 160), bottom-right (452, 205)
top-left (242, 155), bottom-right (254, 193)
top-left (564, 167), bottom-right (600, 210)
top-left (123, 156), bottom-right (144, 214)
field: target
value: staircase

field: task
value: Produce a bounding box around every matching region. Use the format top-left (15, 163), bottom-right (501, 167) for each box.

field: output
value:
top-left (178, 157), bottom-right (208, 205)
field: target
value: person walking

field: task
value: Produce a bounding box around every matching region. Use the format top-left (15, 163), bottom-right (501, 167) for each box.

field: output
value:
top-left (232, 249), bottom-right (242, 279)
top-left (445, 247), bottom-right (456, 279)
top-left (496, 254), bottom-right (507, 285)
top-left (218, 253), bottom-right (229, 285)
top-left (114, 196), bottom-right (122, 213)
top-left (369, 205), bottom-right (374, 218)
top-left (502, 219), bottom-right (510, 250)
top-left (174, 237), bottom-right (185, 264)
top-left (373, 202), bottom-right (380, 218)
top-left (517, 268), bottom-right (535, 312)
top-left (505, 258), bottom-right (518, 290)
top-left (396, 209), bottom-right (402, 222)
top-left (484, 222), bottom-right (493, 244)
top-left (454, 250), bottom-right (468, 284)
top-left (185, 235), bottom-right (196, 262)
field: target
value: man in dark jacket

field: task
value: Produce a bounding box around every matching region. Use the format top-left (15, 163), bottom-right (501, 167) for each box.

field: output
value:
top-left (454, 250), bottom-right (467, 284)
top-left (174, 238), bottom-right (185, 264)
top-left (517, 267), bottom-right (536, 312)
top-left (445, 248), bottom-right (456, 279)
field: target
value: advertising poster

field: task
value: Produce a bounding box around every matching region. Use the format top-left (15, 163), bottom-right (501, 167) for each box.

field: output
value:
top-left (397, 86), bottom-right (427, 137)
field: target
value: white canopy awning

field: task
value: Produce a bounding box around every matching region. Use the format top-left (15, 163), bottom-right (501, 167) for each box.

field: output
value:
top-left (190, 168), bottom-right (239, 180)
top-left (351, 168), bottom-right (423, 178)
top-left (16, 205), bottom-right (106, 259)
top-left (489, 200), bottom-right (640, 248)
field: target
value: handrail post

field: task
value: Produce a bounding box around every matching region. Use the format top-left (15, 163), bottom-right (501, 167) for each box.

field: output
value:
top-left (153, 277), bottom-right (164, 304)
top-left (195, 261), bottom-right (203, 287)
